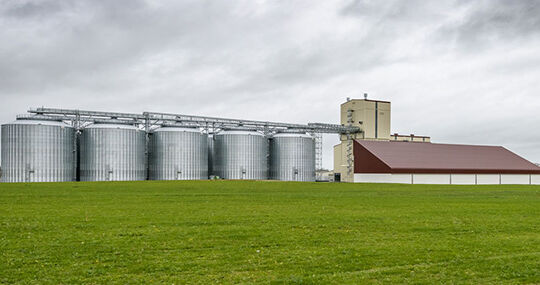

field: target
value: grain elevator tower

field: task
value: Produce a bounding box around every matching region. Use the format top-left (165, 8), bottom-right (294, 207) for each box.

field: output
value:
top-left (334, 96), bottom-right (391, 182)
top-left (339, 97), bottom-right (391, 141)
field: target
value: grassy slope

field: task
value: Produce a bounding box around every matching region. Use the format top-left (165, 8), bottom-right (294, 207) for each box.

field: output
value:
top-left (0, 181), bottom-right (539, 284)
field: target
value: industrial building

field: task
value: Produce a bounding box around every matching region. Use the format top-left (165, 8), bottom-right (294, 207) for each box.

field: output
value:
top-left (1, 98), bottom-right (539, 184)
top-left (333, 97), bottom-right (540, 184)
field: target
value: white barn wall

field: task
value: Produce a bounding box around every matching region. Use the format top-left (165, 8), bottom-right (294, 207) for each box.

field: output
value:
top-left (500, 174), bottom-right (531, 185)
top-left (353, 173), bottom-right (540, 184)
top-left (412, 174), bottom-right (451, 184)
top-left (476, 175), bottom-right (500, 185)
top-left (391, 174), bottom-right (414, 184)
top-left (531, 175), bottom-right (540, 185)
top-left (354, 173), bottom-right (411, 184)
top-left (354, 174), bottom-right (391, 183)
top-left (450, 174), bottom-right (476, 185)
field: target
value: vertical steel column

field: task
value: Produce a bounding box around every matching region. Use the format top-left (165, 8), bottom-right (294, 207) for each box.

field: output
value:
top-left (375, 101), bottom-right (378, 139)
top-left (144, 113), bottom-right (150, 180)
top-left (74, 111), bottom-right (80, 181)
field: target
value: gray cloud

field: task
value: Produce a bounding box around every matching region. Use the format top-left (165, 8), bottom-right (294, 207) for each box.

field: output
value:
top-left (2, 0), bottom-right (66, 19)
top-left (423, 0), bottom-right (540, 54)
top-left (451, 1), bottom-right (540, 47)
top-left (0, 0), bottom-right (539, 168)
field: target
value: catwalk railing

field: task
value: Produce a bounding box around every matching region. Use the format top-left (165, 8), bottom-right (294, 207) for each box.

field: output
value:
top-left (25, 107), bottom-right (362, 171)
top-left (26, 107), bottom-right (361, 134)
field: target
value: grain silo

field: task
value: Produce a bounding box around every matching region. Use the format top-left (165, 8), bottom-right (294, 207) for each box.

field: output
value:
top-left (1, 117), bottom-right (75, 182)
top-left (149, 126), bottom-right (208, 180)
top-left (79, 122), bottom-right (146, 181)
top-left (214, 130), bottom-right (268, 179)
top-left (270, 133), bottom-right (315, 181)
top-left (208, 134), bottom-right (214, 177)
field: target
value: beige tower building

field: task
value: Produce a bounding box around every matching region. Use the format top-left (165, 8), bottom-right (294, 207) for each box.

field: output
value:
top-left (334, 96), bottom-right (431, 182)
top-left (334, 98), bottom-right (391, 182)
top-left (339, 98), bottom-right (391, 141)
top-left (333, 97), bottom-right (429, 182)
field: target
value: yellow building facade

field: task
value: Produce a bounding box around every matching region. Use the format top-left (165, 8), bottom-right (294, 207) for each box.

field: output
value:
top-left (339, 99), bottom-right (391, 141)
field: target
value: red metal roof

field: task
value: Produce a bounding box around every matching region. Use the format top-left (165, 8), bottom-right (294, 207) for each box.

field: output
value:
top-left (354, 140), bottom-right (540, 174)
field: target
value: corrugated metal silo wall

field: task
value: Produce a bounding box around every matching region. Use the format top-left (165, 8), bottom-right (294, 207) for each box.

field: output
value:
top-left (208, 135), bottom-right (214, 176)
top-left (1, 123), bottom-right (75, 182)
top-left (80, 127), bottom-right (146, 181)
top-left (146, 132), bottom-right (153, 180)
top-left (149, 131), bottom-right (208, 180)
top-left (214, 133), bottom-right (269, 179)
top-left (270, 136), bottom-right (316, 181)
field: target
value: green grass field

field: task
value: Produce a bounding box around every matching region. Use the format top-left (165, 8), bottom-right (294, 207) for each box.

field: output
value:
top-left (0, 181), bottom-right (539, 284)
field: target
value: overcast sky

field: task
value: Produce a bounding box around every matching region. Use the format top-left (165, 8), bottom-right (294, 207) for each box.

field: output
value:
top-left (1, 0), bottom-right (539, 168)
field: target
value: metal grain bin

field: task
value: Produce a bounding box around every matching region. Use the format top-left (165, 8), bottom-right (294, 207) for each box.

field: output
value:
top-left (80, 123), bottom-right (146, 181)
top-left (208, 134), bottom-right (214, 177)
top-left (149, 127), bottom-right (208, 180)
top-left (1, 118), bottom-right (75, 182)
top-left (214, 130), bottom-right (268, 180)
top-left (270, 133), bottom-right (315, 181)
